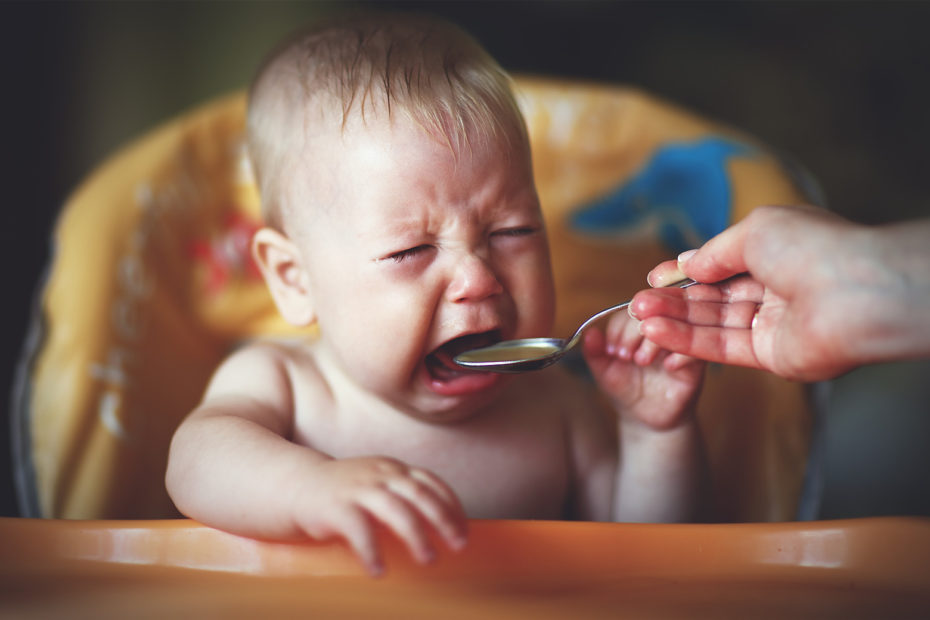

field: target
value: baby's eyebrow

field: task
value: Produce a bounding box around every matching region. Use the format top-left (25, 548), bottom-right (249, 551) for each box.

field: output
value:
top-left (357, 217), bottom-right (431, 251)
top-left (380, 217), bottom-right (427, 237)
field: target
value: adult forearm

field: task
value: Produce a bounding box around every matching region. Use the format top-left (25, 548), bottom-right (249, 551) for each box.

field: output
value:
top-left (846, 219), bottom-right (930, 365)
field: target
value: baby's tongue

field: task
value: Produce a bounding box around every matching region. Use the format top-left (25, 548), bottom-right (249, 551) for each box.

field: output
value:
top-left (425, 332), bottom-right (500, 393)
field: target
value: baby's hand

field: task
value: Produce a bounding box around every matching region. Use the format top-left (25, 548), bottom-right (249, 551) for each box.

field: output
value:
top-left (582, 309), bottom-right (705, 430)
top-left (290, 457), bottom-right (468, 576)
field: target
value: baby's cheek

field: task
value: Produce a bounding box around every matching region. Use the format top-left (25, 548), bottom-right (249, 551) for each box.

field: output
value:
top-left (508, 248), bottom-right (554, 319)
top-left (336, 315), bottom-right (418, 383)
top-left (530, 276), bottom-right (557, 334)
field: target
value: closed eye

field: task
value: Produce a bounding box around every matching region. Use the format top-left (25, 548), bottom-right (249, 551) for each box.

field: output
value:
top-left (383, 244), bottom-right (434, 263)
top-left (492, 226), bottom-right (539, 239)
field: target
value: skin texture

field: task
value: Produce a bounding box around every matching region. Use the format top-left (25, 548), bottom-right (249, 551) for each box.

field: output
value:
top-left (166, 111), bottom-right (706, 576)
top-left (630, 204), bottom-right (930, 382)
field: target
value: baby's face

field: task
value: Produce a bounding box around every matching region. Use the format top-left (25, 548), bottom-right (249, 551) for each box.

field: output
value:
top-left (288, 113), bottom-right (555, 421)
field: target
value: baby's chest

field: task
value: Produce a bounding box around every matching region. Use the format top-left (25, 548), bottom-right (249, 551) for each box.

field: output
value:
top-left (303, 414), bottom-right (572, 520)
top-left (425, 431), bottom-right (571, 520)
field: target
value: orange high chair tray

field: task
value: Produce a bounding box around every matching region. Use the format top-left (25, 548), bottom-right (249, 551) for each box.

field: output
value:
top-left (2, 517), bottom-right (929, 618)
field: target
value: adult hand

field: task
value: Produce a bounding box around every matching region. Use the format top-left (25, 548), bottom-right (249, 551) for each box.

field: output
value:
top-left (629, 205), bottom-right (930, 381)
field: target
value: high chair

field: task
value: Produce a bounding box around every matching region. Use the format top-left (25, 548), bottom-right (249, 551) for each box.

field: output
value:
top-left (12, 76), bottom-right (819, 522)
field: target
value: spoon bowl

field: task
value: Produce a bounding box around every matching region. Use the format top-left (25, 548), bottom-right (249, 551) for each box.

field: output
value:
top-left (454, 277), bottom-right (699, 373)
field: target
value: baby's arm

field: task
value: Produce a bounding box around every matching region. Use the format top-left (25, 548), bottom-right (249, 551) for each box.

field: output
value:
top-left (581, 310), bottom-right (706, 522)
top-left (165, 343), bottom-right (467, 575)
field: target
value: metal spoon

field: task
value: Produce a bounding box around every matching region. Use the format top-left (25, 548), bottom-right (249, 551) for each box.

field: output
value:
top-left (453, 277), bottom-right (701, 373)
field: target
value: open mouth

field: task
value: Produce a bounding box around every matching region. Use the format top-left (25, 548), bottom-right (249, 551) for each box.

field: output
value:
top-left (423, 331), bottom-right (503, 395)
top-left (426, 330), bottom-right (501, 379)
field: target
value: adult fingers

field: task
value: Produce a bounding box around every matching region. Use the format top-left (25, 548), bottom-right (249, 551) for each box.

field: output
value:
top-left (680, 275), bottom-right (766, 304)
top-left (646, 260), bottom-right (688, 288)
top-left (638, 317), bottom-right (762, 370)
top-left (631, 285), bottom-right (762, 326)
top-left (676, 215), bottom-right (758, 284)
top-left (633, 289), bottom-right (760, 329)
top-left (679, 205), bottom-right (831, 286)
top-left (638, 275), bottom-right (765, 317)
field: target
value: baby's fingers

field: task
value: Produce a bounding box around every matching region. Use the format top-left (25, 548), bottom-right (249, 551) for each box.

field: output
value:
top-left (604, 311), bottom-right (644, 361)
top-left (360, 490), bottom-right (438, 567)
top-left (303, 506), bottom-right (384, 577)
top-left (382, 474), bottom-right (467, 554)
top-left (632, 334), bottom-right (663, 366)
top-left (663, 351), bottom-right (702, 372)
top-left (405, 468), bottom-right (468, 549)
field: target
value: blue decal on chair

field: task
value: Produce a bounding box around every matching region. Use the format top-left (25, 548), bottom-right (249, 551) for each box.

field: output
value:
top-left (569, 137), bottom-right (757, 254)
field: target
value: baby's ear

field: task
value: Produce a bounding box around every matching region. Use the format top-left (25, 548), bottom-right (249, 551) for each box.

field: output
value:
top-left (251, 227), bottom-right (316, 326)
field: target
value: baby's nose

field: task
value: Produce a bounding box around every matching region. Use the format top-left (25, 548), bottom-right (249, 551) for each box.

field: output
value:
top-left (447, 254), bottom-right (504, 303)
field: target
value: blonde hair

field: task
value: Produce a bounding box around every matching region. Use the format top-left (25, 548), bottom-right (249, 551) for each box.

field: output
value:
top-left (247, 12), bottom-right (528, 228)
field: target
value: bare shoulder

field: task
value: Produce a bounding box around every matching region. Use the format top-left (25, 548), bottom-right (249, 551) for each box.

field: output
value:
top-left (201, 337), bottom-right (324, 413)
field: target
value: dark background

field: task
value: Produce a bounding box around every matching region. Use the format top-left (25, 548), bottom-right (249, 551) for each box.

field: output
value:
top-left (2, 0), bottom-right (929, 520)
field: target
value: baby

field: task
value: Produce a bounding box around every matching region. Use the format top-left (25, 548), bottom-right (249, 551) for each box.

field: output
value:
top-left (166, 13), bottom-right (707, 576)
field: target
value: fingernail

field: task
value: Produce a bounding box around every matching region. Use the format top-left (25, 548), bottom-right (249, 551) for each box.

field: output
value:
top-left (645, 270), bottom-right (656, 288)
top-left (628, 303), bottom-right (639, 319)
top-left (648, 268), bottom-right (685, 288)
top-left (677, 249), bottom-right (697, 264)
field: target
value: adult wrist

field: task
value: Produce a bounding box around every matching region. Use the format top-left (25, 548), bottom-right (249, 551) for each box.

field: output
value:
top-left (842, 221), bottom-right (930, 365)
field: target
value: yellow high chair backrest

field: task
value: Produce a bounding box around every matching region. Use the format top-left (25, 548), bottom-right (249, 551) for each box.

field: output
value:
top-left (14, 77), bottom-right (815, 522)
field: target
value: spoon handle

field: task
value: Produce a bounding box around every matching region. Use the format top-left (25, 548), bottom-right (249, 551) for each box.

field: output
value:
top-left (564, 278), bottom-right (698, 350)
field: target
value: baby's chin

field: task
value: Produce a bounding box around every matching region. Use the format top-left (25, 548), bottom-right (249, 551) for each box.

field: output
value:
top-left (403, 393), bottom-right (502, 425)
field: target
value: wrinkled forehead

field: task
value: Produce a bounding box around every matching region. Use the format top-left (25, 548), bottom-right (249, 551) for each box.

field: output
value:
top-left (278, 108), bottom-right (536, 239)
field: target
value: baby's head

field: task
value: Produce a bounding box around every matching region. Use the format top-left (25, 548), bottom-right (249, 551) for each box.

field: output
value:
top-left (247, 11), bottom-right (527, 230)
top-left (248, 13), bottom-right (555, 420)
